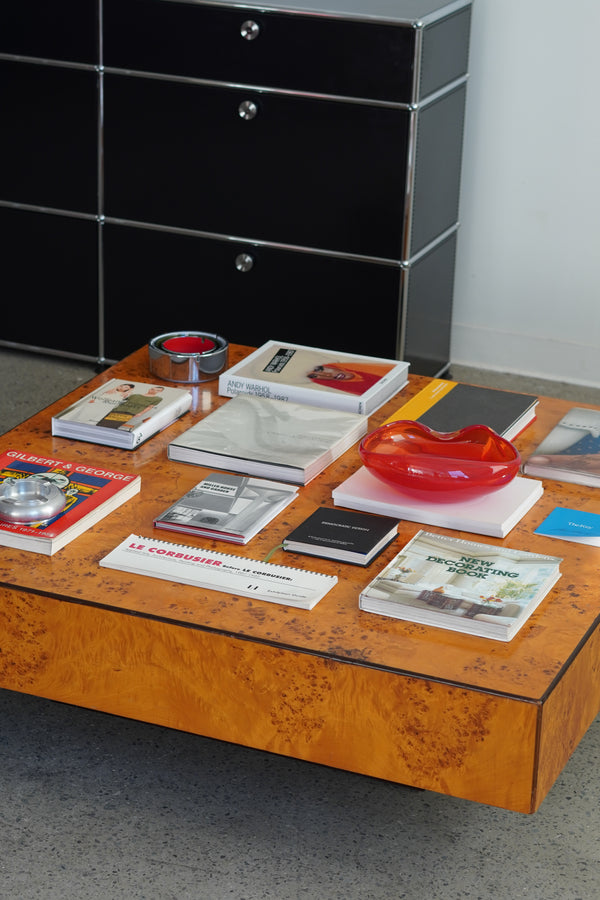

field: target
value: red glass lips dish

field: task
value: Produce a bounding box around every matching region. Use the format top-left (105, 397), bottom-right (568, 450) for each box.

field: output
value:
top-left (358, 420), bottom-right (521, 501)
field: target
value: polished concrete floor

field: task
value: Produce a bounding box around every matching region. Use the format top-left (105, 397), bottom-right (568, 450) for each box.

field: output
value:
top-left (1, 347), bottom-right (600, 900)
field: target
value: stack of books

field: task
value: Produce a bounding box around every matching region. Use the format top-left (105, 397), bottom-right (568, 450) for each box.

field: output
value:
top-left (168, 341), bottom-right (409, 486)
top-left (332, 466), bottom-right (543, 539)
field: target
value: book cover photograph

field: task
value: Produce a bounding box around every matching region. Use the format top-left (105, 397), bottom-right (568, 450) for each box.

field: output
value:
top-left (359, 530), bottom-right (562, 641)
top-left (283, 506), bottom-right (399, 566)
top-left (154, 472), bottom-right (298, 544)
top-left (168, 394), bottom-right (368, 484)
top-left (523, 407), bottom-right (600, 487)
top-left (332, 465), bottom-right (543, 539)
top-left (52, 378), bottom-right (193, 449)
top-left (387, 379), bottom-right (538, 441)
top-left (0, 449), bottom-right (141, 555)
top-left (218, 340), bottom-right (410, 416)
top-left (100, 533), bottom-right (337, 610)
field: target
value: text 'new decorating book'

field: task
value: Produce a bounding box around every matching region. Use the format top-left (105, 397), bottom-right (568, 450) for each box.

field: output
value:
top-left (0, 449), bottom-right (141, 555)
top-left (100, 533), bottom-right (337, 609)
top-left (168, 394), bottom-right (368, 485)
top-left (387, 379), bottom-right (538, 441)
top-left (52, 378), bottom-right (192, 449)
top-left (219, 340), bottom-right (409, 416)
top-left (359, 530), bottom-right (562, 642)
top-left (154, 472), bottom-right (298, 544)
top-left (523, 407), bottom-right (600, 487)
top-left (332, 465), bottom-right (543, 538)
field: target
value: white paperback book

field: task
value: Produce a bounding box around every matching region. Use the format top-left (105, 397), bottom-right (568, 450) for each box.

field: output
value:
top-left (218, 340), bottom-right (409, 415)
top-left (168, 394), bottom-right (368, 484)
top-left (52, 378), bottom-right (192, 449)
top-left (332, 466), bottom-right (544, 538)
top-left (99, 533), bottom-right (337, 609)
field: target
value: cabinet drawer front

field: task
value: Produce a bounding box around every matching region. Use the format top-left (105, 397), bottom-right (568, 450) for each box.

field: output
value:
top-left (103, 75), bottom-right (409, 259)
top-left (102, 224), bottom-right (403, 362)
top-left (0, 208), bottom-right (99, 357)
top-left (103, 0), bottom-right (417, 103)
top-left (0, 0), bottom-right (97, 64)
top-left (0, 61), bottom-right (97, 213)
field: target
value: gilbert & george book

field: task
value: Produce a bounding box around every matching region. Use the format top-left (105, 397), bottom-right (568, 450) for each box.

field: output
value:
top-left (218, 340), bottom-right (409, 416)
top-left (52, 378), bottom-right (192, 449)
top-left (387, 379), bottom-right (538, 441)
top-left (154, 471), bottom-right (298, 544)
top-left (0, 449), bottom-right (141, 555)
top-left (359, 530), bottom-right (562, 642)
top-left (168, 394), bottom-right (368, 485)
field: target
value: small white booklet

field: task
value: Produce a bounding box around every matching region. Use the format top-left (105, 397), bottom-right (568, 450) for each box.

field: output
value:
top-left (99, 533), bottom-right (337, 609)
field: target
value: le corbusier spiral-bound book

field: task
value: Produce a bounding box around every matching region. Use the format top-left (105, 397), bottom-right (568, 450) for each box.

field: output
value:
top-left (100, 533), bottom-right (337, 609)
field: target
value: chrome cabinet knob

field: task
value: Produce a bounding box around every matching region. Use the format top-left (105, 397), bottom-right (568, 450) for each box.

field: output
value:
top-left (240, 20), bottom-right (260, 41)
top-left (235, 253), bottom-right (255, 273)
top-left (238, 100), bottom-right (258, 121)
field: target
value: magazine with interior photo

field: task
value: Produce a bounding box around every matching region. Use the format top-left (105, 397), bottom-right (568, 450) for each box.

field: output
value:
top-left (359, 530), bottom-right (562, 641)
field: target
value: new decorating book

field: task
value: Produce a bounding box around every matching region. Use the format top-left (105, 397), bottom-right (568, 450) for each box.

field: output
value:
top-left (168, 394), bottom-right (368, 485)
top-left (522, 407), bottom-right (600, 487)
top-left (282, 506), bottom-right (399, 566)
top-left (387, 379), bottom-right (538, 440)
top-left (0, 450), bottom-right (141, 555)
top-left (154, 472), bottom-right (298, 544)
top-left (332, 466), bottom-right (543, 538)
top-left (359, 530), bottom-right (562, 642)
top-left (100, 533), bottom-right (337, 609)
top-left (52, 378), bottom-right (193, 449)
top-left (218, 340), bottom-right (409, 416)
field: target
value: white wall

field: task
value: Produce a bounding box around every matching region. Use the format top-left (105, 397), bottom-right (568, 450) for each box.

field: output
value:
top-left (452, 0), bottom-right (600, 387)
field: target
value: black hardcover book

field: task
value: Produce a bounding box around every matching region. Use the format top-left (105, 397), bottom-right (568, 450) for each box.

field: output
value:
top-left (387, 379), bottom-right (538, 441)
top-left (283, 506), bottom-right (399, 566)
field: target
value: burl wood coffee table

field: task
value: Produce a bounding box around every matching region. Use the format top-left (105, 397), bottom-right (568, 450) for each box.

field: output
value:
top-left (1, 345), bottom-right (599, 813)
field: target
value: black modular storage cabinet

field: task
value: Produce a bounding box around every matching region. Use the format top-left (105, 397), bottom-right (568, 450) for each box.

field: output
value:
top-left (0, 0), bottom-right (471, 373)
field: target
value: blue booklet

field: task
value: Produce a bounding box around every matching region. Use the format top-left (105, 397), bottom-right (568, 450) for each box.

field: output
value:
top-left (534, 507), bottom-right (600, 547)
